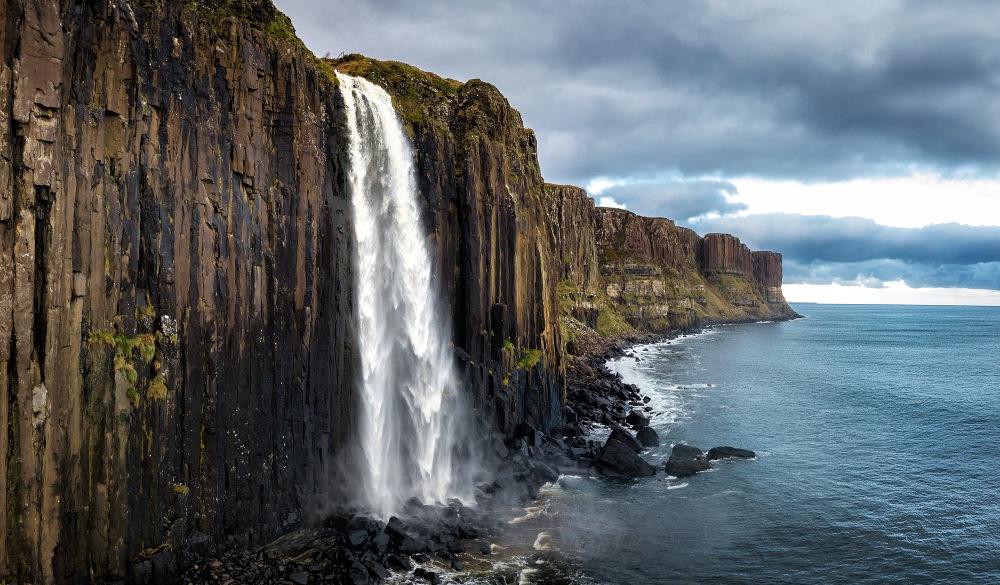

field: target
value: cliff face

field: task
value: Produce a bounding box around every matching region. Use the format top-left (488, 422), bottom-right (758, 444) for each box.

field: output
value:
top-left (1, 1), bottom-right (354, 581)
top-left (550, 201), bottom-right (798, 339)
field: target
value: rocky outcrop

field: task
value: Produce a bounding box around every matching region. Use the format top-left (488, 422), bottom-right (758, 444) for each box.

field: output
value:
top-left (549, 204), bottom-right (798, 341)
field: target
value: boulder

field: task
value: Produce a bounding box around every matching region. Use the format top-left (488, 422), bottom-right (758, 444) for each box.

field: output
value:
top-left (670, 444), bottom-right (704, 460)
top-left (664, 443), bottom-right (712, 478)
top-left (626, 410), bottom-right (650, 428)
top-left (594, 436), bottom-right (657, 477)
top-left (706, 446), bottom-right (756, 460)
top-left (664, 458), bottom-right (712, 478)
top-left (636, 426), bottom-right (660, 447)
top-left (608, 424), bottom-right (644, 453)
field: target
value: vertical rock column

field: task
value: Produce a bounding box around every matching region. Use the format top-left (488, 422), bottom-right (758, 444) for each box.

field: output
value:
top-left (0, 1), bottom-right (355, 582)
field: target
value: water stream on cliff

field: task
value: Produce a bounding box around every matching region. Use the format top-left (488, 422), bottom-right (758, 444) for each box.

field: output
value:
top-left (339, 73), bottom-right (470, 519)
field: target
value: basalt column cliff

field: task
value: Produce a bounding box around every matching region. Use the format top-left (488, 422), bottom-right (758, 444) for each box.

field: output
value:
top-left (546, 185), bottom-right (797, 342)
top-left (0, 1), bottom-right (797, 582)
top-left (0, 1), bottom-right (355, 581)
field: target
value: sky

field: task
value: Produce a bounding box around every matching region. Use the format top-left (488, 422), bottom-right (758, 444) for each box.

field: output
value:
top-left (274, 0), bottom-right (1000, 306)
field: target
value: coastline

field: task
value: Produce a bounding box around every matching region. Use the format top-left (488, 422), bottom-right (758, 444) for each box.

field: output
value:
top-left (179, 316), bottom-right (791, 584)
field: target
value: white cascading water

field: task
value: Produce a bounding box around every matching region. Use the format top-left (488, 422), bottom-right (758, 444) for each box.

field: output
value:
top-left (338, 73), bottom-right (469, 519)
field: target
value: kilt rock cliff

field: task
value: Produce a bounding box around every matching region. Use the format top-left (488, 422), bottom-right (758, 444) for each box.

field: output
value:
top-left (0, 0), bottom-right (797, 581)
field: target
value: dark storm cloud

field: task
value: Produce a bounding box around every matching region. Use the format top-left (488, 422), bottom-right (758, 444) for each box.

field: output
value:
top-left (598, 180), bottom-right (747, 222)
top-left (782, 259), bottom-right (1000, 290)
top-left (275, 0), bottom-right (1000, 185)
top-left (691, 214), bottom-right (1000, 289)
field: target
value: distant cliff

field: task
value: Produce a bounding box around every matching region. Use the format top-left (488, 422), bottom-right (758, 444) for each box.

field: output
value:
top-left (0, 2), bottom-right (795, 582)
top-left (546, 185), bottom-right (797, 345)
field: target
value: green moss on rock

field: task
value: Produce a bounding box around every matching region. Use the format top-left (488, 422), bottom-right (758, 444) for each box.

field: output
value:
top-left (330, 54), bottom-right (462, 128)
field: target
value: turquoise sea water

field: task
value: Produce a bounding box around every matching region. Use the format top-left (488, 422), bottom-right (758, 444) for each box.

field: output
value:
top-left (513, 304), bottom-right (1000, 584)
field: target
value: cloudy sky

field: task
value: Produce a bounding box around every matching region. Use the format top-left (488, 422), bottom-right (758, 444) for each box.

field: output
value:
top-left (275, 0), bottom-right (1000, 305)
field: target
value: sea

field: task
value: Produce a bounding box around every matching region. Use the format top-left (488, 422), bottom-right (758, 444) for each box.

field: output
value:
top-left (470, 304), bottom-right (1000, 584)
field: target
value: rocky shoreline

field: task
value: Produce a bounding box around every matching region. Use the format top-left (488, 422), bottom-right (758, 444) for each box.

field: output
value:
top-left (177, 333), bottom-right (758, 585)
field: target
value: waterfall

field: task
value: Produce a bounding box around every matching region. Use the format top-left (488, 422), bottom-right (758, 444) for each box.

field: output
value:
top-left (338, 73), bottom-right (470, 519)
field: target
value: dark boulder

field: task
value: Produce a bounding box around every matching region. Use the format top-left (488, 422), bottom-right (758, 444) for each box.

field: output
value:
top-left (670, 444), bottom-right (704, 460)
top-left (533, 462), bottom-right (560, 484)
top-left (414, 567), bottom-right (441, 584)
top-left (664, 458), bottom-right (712, 478)
top-left (594, 436), bottom-right (657, 477)
top-left (706, 446), bottom-right (756, 460)
top-left (608, 424), bottom-right (644, 453)
top-left (665, 443), bottom-right (712, 478)
top-left (636, 426), bottom-right (660, 447)
top-left (626, 410), bottom-right (649, 428)
top-left (365, 561), bottom-right (391, 580)
top-left (347, 530), bottom-right (369, 548)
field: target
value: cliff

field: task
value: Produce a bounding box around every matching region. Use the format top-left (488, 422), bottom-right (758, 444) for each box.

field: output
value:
top-left (1, 0), bottom-right (355, 581)
top-left (547, 189), bottom-right (798, 343)
top-left (0, 2), bottom-right (796, 582)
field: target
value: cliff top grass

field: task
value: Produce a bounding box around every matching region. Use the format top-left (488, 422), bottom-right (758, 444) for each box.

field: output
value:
top-left (330, 54), bottom-right (463, 126)
top-left (143, 0), bottom-right (310, 54)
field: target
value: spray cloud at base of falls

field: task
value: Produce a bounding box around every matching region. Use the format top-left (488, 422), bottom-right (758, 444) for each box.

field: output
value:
top-left (338, 72), bottom-right (475, 519)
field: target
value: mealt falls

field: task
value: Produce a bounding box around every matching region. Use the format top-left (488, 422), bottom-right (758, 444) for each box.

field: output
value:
top-left (338, 73), bottom-right (470, 518)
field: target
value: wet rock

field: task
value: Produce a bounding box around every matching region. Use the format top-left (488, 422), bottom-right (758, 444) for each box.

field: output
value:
top-left (414, 567), bottom-right (441, 584)
top-left (594, 435), bottom-right (657, 477)
top-left (533, 462), bottom-right (561, 483)
top-left (397, 537), bottom-right (426, 554)
top-left (636, 426), bottom-right (660, 447)
top-left (665, 458), bottom-right (713, 478)
top-left (670, 444), bottom-right (705, 460)
top-left (665, 444), bottom-right (712, 477)
top-left (609, 424), bottom-right (645, 453)
top-left (626, 409), bottom-right (650, 428)
top-left (348, 530), bottom-right (369, 547)
top-left (387, 554), bottom-right (412, 570)
top-left (373, 532), bottom-right (390, 555)
top-left (706, 446), bottom-right (756, 460)
top-left (365, 560), bottom-right (391, 580)
top-left (289, 572), bottom-right (309, 585)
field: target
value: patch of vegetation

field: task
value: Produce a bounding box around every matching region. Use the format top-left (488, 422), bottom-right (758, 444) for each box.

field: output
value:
top-left (146, 376), bottom-right (168, 401)
top-left (88, 330), bottom-right (115, 348)
top-left (516, 348), bottom-right (543, 370)
top-left (557, 278), bottom-right (580, 317)
top-left (503, 339), bottom-right (514, 352)
top-left (596, 305), bottom-right (634, 338)
top-left (133, 334), bottom-right (157, 364)
top-left (330, 54), bottom-right (463, 128)
top-left (126, 387), bottom-right (141, 409)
